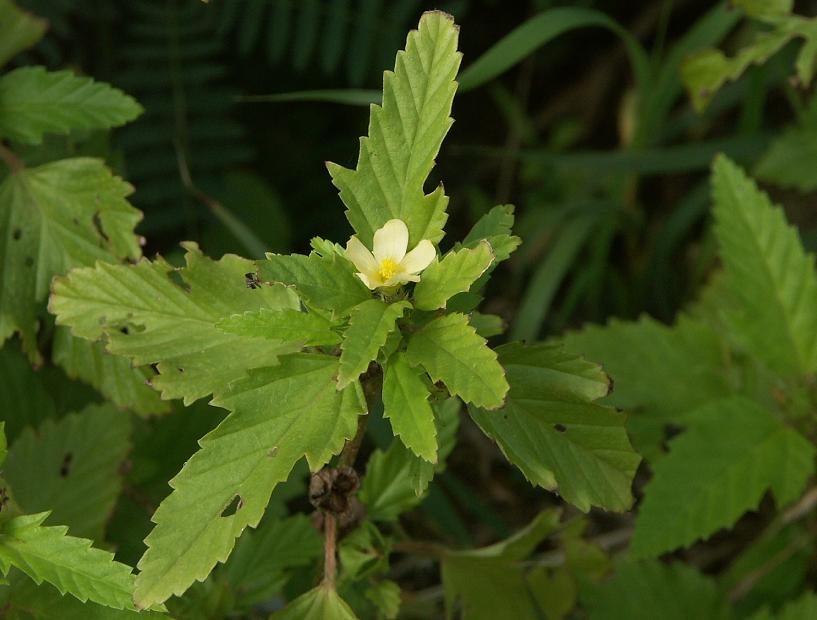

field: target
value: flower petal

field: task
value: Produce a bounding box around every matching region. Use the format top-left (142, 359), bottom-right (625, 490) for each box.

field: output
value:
top-left (401, 239), bottom-right (436, 274)
top-left (355, 271), bottom-right (377, 289)
top-left (346, 236), bottom-right (378, 274)
top-left (373, 219), bottom-right (409, 263)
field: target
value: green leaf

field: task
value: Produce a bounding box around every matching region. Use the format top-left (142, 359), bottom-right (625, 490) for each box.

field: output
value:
top-left (756, 126), bottom-right (817, 192)
top-left (413, 241), bottom-right (494, 311)
top-left (712, 155), bottom-right (817, 376)
top-left (360, 440), bottom-right (429, 522)
top-left (682, 26), bottom-right (798, 112)
top-left (0, 513), bottom-right (136, 610)
top-left (405, 313), bottom-right (508, 409)
top-left (469, 312), bottom-right (505, 338)
top-left (220, 513), bottom-right (322, 608)
top-left (51, 244), bottom-right (300, 404)
top-left (733, 0), bottom-right (793, 20)
top-left (0, 423), bottom-right (6, 467)
top-left (0, 346), bottom-right (55, 442)
top-left (338, 300), bottom-right (410, 388)
top-left (562, 315), bottom-right (730, 461)
top-left (327, 11), bottom-right (461, 248)
top-left (456, 8), bottom-right (649, 96)
top-left (581, 560), bottom-right (732, 620)
top-left (270, 583), bottom-right (359, 619)
top-left (0, 67), bottom-right (142, 145)
top-left (0, 0), bottom-right (46, 67)
top-left (365, 580), bottom-right (401, 620)
top-left (217, 307), bottom-right (341, 346)
top-left (133, 353), bottom-right (365, 609)
top-left (259, 252), bottom-right (372, 316)
top-left (52, 327), bottom-right (168, 416)
top-left (457, 509), bottom-right (561, 560)
top-left (750, 592), bottom-right (817, 620)
top-left (442, 554), bottom-right (539, 620)
top-left (631, 397), bottom-right (815, 558)
top-left (1, 158), bottom-right (142, 360)
top-left (383, 352), bottom-right (437, 462)
top-left (4, 404), bottom-right (130, 541)
top-left (470, 342), bottom-right (640, 512)
top-left (723, 524), bottom-right (812, 616)
top-left (461, 204), bottom-right (521, 264)
top-left (441, 512), bottom-right (560, 620)
top-left (0, 572), bottom-right (167, 620)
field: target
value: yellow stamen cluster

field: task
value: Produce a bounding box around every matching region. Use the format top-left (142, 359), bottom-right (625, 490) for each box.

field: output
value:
top-left (378, 258), bottom-right (398, 281)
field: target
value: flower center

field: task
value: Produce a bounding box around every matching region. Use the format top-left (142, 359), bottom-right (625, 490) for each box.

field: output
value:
top-left (378, 258), bottom-right (399, 281)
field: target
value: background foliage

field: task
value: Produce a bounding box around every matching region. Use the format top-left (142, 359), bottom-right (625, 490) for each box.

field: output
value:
top-left (3, 0), bottom-right (817, 618)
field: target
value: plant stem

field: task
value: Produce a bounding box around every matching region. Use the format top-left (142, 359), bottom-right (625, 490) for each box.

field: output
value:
top-left (322, 512), bottom-right (338, 586)
top-left (0, 143), bottom-right (23, 173)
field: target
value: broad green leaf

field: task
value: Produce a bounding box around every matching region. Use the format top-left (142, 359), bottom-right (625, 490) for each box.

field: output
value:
top-left (0, 513), bottom-right (136, 610)
top-left (0, 572), bottom-right (167, 620)
top-left (414, 241), bottom-right (494, 311)
top-left (4, 404), bottom-right (130, 541)
top-left (0, 67), bottom-right (142, 145)
top-left (270, 583), bottom-right (359, 619)
top-left (562, 315), bottom-right (730, 461)
top-left (631, 397), bottom-right (815, 558)
top-left (1, 158), bottom-right (142, 360)
top-left (712, 155), bottom-right (817, 376)
top-left (0, 0), bottom-right (46, 67)
top-left (220, 513), bottom-right (322, 608)
top-left (217, 307), bottom-right (341, 346)
top-left (52, 327), bottom-right (168, 416)
top-left (405, 313), bottom-right (508, 409)
top-left (582, 560), bottom-right (731, 620)
top-left (442, 554), bottom-right (539, 620)
top-left (259, 252), bottom-right (371, 316)
top-left (382, 352), bottom-right (437, 462)
top-left (327, 11), bottom-right (461, 248)
top-left (0, 346), bottom-right (55, 442)
top-left (470, 342), bottom-right (640, 512)
top-left (133, 354), bottom-right (365, 609)
top-left (51, 244), bottom-right (300, 404)
top-left (338, 300), bottom-right (410, 388)
top-left (442, 513), bottom-right (560, 620)
top-left (750, 592), bottom-right (817, 620)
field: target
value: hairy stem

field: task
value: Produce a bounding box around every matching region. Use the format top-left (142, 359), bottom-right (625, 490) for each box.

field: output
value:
top-left (323, 512), bottom-right (338, 586)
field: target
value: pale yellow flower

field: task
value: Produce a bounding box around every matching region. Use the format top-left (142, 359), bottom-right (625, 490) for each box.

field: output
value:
top-left (345, 219), bottom-right (435, 290)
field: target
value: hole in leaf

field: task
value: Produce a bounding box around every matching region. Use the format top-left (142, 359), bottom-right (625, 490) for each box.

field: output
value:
top-left (12, 228), bottom-right (21, 241)
top-left (245, 272), bottom-right (261, 289)
top-left (60, 452), bottom-right (73, 477)
top-left (92, 211), bottom-right (109, 242)
top-left (553, 423), bottom-right (567, 433)
top-left (221, 495), bottom-right (243, 517)
top-left (167, 269), bottom-right (191, 292)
